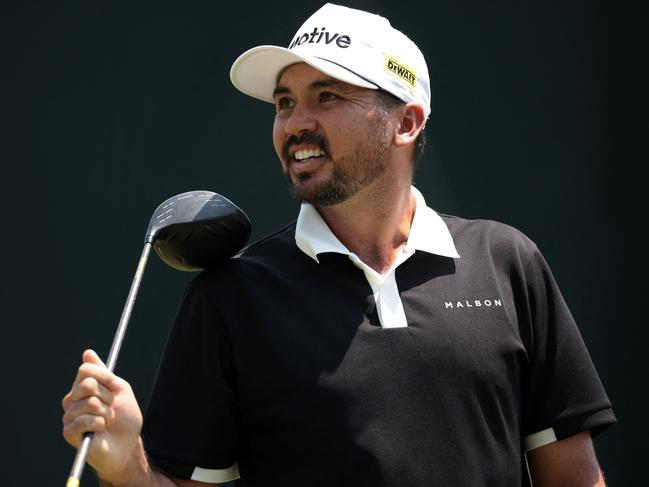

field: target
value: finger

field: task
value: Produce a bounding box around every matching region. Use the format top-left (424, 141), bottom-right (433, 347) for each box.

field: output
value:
top-left (66, 375), bottom-right (115, 405)
top-left (62, 413), bottom-right (109, 448)
top-left (63, 353), bottom-right (119, 411)
top-left (82, 349), bottom-right (107, 367)
top-left (62, 395), bottom-right (116, 447)
top-left (65, 363), bottom-right (118, 407)
top-left (63, 393), bottom-right (115, 426)
top-left (72, 359), bottom-right (120, 394)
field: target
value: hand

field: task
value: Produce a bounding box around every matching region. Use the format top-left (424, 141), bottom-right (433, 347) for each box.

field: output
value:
top-left (62, 350), bottom-right (144, 482)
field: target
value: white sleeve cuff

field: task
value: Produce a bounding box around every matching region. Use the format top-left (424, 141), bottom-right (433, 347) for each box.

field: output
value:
top-left (191, 463), bottom-right (240, 483)
top-left (524, 427), bottom-right (557, 451)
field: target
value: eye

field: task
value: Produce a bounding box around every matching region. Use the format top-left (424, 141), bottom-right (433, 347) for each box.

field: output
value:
top-left (319, 91), bottom-right (339, 103)
top-left (275, 97), bottom-right (295, 111)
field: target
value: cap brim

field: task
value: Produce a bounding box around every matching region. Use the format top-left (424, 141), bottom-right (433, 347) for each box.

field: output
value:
top-left (230, 45), bottom-right (378, 103)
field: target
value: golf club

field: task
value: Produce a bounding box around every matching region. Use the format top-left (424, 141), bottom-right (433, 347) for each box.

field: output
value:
top-left (66, 190), bottom-right (251, 487)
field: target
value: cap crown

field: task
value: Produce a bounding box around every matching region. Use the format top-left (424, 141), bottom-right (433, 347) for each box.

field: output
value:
top-left (288, 4), bottom-right (430, 117)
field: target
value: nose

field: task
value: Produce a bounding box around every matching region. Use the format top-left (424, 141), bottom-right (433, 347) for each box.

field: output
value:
top-left (283, 103), bottom-right (317, 135)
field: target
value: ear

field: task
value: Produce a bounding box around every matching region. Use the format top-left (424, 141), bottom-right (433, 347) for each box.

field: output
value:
top-left (393, 103), bottom-right (426, 150)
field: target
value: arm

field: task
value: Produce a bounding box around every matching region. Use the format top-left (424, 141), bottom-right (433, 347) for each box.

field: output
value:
top-left (95, 439), bottom-right (219, 487)
top-left (526, 431), bottom-right (606, 487)
top-left (62, 350), bottom-right (220, 487)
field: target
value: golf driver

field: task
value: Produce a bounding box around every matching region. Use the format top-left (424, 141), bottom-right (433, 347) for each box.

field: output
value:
top-left (66, 190), bottom-right (251, 487)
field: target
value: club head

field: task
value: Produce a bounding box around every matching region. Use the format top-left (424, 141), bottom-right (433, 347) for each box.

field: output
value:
top-left (145, 190), bottom-right (251, 271)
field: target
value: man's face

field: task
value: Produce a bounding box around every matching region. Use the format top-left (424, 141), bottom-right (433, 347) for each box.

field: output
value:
top-left (272, 63), bottom-right (394, 207)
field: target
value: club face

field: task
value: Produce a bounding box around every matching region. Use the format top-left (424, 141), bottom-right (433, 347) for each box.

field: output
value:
top-left (145, 191), bottom-right (252, 271)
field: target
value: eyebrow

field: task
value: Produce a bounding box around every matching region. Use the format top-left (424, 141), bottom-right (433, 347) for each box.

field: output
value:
top-left (272, 78), bottom-right (350, 98)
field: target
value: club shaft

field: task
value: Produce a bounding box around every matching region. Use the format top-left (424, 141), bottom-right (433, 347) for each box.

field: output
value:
top-left (66, 242), bottom-right (153, 487)
top-left (106, 242), bottom-right (152, 372)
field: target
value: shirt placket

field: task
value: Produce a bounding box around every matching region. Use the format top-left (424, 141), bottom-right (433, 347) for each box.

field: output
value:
top-left (348, 246), bottom-right (416, 328)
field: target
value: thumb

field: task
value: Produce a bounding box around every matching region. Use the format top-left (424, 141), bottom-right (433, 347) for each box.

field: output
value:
top-left (82, 349), bottom-right (107, 368)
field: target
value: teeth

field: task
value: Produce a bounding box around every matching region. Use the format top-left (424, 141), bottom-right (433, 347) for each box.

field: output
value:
top-left (295, 148), bottom-right (325, 161)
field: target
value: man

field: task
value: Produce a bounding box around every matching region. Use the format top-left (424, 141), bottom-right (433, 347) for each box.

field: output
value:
top-left (62, 4), bottom-right (615, 486)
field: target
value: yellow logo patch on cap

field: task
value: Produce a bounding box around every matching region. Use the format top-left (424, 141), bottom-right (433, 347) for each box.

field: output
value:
top-left (384, 56), bottom-right (416, 90)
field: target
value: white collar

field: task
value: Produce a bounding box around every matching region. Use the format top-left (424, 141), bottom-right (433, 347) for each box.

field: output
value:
top-left (295, 186), bottom-right (460, 263)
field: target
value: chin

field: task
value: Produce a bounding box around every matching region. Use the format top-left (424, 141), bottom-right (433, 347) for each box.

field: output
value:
top-left (289, 181), bottom-right (353, 207)
top-left (289, 181), bottom-right (320, 203)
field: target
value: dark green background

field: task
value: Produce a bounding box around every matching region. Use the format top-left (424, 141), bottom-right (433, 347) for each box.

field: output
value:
top-left (3, 1), bottom-right (646, 485)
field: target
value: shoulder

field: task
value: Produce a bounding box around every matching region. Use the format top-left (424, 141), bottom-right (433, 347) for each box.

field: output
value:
top-left (440, 213), bottom-right (540, 266)
top-left (441, 213), bottom-right (535, 247)
top-left (237, 221), bottom-right (298, 260)
top-left (188, 222), bottom-right (301, 291)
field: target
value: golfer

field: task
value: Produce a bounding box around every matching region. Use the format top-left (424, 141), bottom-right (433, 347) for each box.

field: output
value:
top-left (62, 4), bottom-right (615, 486)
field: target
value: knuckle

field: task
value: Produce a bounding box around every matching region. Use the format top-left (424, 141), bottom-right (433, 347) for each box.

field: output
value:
top-left (77, 362), bottom-right (90, 377)
top-left (89, 415), bottom-right (107, 432)
top-left (61, 393), bottom-right (71, 410)
top-left (62, 409), bottom-right (73, 425)
top-left (86, 395), bottom-right (104, 413)
top-left (78, 377), bottom-right (98, 394)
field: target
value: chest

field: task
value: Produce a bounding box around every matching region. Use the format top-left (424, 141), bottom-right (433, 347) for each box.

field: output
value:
top-left (223, 252), bottom-right (528, 414)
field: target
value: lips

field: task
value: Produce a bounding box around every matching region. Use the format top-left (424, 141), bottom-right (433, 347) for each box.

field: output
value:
top-left (289, 152), bottom-right (327, 175)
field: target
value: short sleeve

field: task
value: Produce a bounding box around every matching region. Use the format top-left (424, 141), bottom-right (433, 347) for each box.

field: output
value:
top-left (142, 277), bottom-right (241, 481)
top-left (521, 249), bottom-right (616, 442)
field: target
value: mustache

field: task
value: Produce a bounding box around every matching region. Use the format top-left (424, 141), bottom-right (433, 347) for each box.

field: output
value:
top-left (282, 132), bottom-right (330, 162)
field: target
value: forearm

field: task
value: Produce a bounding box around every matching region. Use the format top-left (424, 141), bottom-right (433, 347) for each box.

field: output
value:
top-left (527, 431), bottom-right (607, 487)
top-left (95, 438), bottom-right (178, 487)
top-left (530, 469), bottom-right (606, 487)
top-left (98, 472), bottom-right (178, 487)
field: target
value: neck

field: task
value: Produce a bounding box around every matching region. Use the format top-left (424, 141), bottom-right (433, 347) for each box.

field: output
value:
top-left (317, 177), bottom-right (415, 274)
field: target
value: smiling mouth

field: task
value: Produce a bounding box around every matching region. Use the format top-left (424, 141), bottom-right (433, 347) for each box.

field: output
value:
top-left (287, 147), bottom-right (328, 181)
top-left (293, 147), bottom-right (326, 162)
top-left (282, 132), bottom-right (330, 165)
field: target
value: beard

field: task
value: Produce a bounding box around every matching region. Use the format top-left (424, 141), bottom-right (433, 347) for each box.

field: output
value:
top-left (282, 118), bottom-right (392, 207)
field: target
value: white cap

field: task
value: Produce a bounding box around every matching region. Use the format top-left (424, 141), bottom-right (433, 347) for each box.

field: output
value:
top-left (230, 3), bottom-right (431, 119)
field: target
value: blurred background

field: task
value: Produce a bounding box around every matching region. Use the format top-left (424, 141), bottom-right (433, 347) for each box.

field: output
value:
top-left (2, 0), bottom-right (646, 485)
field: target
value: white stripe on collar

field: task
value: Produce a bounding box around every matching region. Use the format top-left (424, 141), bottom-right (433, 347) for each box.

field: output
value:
top-left (295, 186), bottom-right (460, 262)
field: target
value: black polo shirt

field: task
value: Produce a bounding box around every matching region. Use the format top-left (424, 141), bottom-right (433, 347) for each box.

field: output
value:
top-left (142, 214), bottom-right (615, 486)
